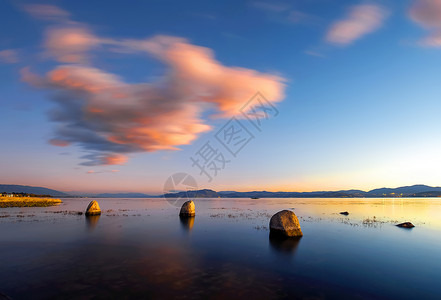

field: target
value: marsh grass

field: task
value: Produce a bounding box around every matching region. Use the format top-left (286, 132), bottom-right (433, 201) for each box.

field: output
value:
top-left (0, 197), bottom-right (62, 208)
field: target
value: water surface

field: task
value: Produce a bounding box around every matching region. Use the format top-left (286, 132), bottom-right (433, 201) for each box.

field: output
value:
top-left (1, 198), bottom-right (440, 299)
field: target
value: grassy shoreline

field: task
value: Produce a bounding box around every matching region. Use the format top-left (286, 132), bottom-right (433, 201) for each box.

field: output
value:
top-left (0, 197), bottom-right (62, 208)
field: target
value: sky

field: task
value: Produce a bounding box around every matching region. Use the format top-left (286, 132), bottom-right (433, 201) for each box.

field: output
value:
top-left (1, 0), bottom-right (441, 194)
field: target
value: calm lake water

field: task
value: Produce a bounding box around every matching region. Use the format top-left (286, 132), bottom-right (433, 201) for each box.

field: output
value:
top-left (1, 197), bottom-right (440, 299)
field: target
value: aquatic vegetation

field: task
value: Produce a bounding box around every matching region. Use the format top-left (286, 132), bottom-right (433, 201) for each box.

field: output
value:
top-left (361, 216), bottom-right (402, 228)
top-left (254, 225), bottom-right (268, 231)
top-left (0, 197), bottom-right (62, 208)
top-left (362, 216), bottom-right (381, 227)
top-left (44, 210), bottom-right (83, 215)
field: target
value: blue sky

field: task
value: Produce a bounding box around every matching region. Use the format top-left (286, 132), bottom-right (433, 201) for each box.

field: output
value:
top-left (1, 0), bottom-right (441, 193)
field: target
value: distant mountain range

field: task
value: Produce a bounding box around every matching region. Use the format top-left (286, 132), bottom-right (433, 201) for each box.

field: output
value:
top-left (163, 189), bottom-right (219, 198)
top-left (164, 184), bottom-right (441, 198)
top-left (2, 184), bottom-right (441, 198)
top-left (94, 193), bottom-right (157, 198)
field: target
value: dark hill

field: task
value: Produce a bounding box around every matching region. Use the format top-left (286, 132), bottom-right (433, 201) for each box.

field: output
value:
top-left (367, 184), bottom-right (441, 196)
top-left (164, 189), bottom-right (219, 198)
top-left (0, 184), bottom-right (69, 197)
top-left (95, 193), bottom-right (157, 198)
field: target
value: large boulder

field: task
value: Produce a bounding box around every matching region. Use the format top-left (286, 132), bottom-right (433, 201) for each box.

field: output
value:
top-left (269, 210), bottom-right (303, 237)
top-left (179, 200), bottom-right (195, 217)
top-left (85, 200), bottom-right (101, 216)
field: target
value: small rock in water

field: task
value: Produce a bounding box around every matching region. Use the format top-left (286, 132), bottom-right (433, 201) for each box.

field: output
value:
top-left (179, 200), bottom-right (195, 217)
top-left (396, 222), bottom-right (415, 228)
top-left (340, 211), bottom-right (349, 216)
top-left (85, 200), bottom-right (101, 216)
top-left (269, 210), bottom-right (303, 237)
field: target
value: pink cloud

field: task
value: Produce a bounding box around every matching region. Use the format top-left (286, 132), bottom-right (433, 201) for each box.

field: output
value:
top-left (49, 139), bottom-right (70, 147)
top-left (251, 1), bottom-right (290, 13)
top-left (410, 0), bottom-right (441, 28)
top-left (422, 31), bottom-right (441, 46)
top-left (102, 154), bottom-right (128, 165)
top-left (24, 5), bottom-right (99, 62)
top-left (87, 169), bottom-right (120, 174)
top-left (23, 4), bottom-right (70, 21)
top-left (409, 0), bottom-right (441, 46)
top-left (304, 50), bottom-right (325, 58)
top-left (20, 67), bottom-right (47, 87)
top-left (326, 4), bottom-right (387, 46)
top-left (0, 49), bottom-right (19, 64)
top-left (22, 35), bottom-right (286, 166)
top-left (150, 39), bottom-right (285, 117)
top-left (45, 27), bottom-right (100, 63)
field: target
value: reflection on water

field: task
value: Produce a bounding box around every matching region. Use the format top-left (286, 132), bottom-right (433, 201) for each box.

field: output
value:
top-left (294, 198), bottom-right (441, 227)
top-left (269, 235), bottom-right (301, 255)
top-left (0, 198), bottom-right (441, 299)
top-left (179, 215), bottom-right (195, 231)
top-left (85, 214), bottom-right (100, 231)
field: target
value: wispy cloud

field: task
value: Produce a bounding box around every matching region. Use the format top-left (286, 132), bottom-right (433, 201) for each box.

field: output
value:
top-left (44, 27), bottom-right (100, 63)
top-left (304, 50), bottom-right (325, 58)
top-left (87, 169), bottom-right (120, 174)
top-left (251, 1), bottom-right (291, 13)
top-left (326, 4), bottom-right (388, 46)
top-left (409, 0), bottom-right (441, 46)
top-left (250, 0), bottom-right (318, 26)
top-left (23, 4), bottom-right (70, 21)
top-left (21, 14), bottom-right (286, 166)
top-left (0, 49), bottom-right (19, 64)
top-left (287, 10), bottom-right (317, 24)
top-left (49, 139), bottom-right (70, 147)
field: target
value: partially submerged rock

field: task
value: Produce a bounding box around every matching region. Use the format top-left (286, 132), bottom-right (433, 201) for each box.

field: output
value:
top-left (85, 200), bottom-right (101, 216)
top-left (179, 200), bottom-right (195, 217)
top-left (340, 211), bottom-right (349, 216)
top-left (396, 222), bottom-right (415, 228)
top-left (269, 234), bottom-right (301, 254)
top-left (269, 210), bottom-right (303, 237)
top-left (86, 214), bottom-right (100, 231)
top-left (179, 215), bottom-right (195, 231)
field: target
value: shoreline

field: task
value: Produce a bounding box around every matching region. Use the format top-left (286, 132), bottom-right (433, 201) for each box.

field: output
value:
top-left (0, 197), bottom-right (62, 208)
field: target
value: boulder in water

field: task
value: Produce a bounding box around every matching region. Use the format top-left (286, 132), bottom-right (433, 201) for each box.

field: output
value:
top-left (179, 200), bottom-right (195, 217)
top-left (340, 211), bottom-right (349, 216)
top-left (269, 210), bottom-right (303, 237)
top-left (85, 200), bottom-right (101, 216)
top-left (179, 215), bottom-right (195, 231)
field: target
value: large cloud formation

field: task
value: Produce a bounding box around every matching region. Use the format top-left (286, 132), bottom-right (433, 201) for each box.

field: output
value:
top-left (326, 4), bottom-right (387, 46)
top-left (22, 26), bottom-right (285, 166)
top-left (409, 0), bottom-right (441, 46)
